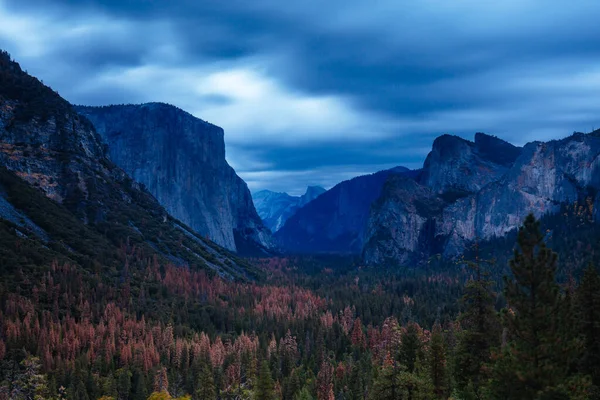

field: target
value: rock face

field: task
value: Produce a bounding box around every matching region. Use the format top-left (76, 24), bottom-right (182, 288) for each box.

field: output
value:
top-left (363, 175), bottom-right (444, 265)
top-left (419, 133), bottom-right (521, 196)
top-left (252, 186), bottom-right (325, 232)
top-left (275, 167), bottom-right (409, 253)
top-left (363, 131), bottom-right (600, 265)
top-left (76, 104), bottom-right (274, 254)
top-left (0, 50), bottom-right (257, 279)
top-left (438, 132), bottom-right (600, 255)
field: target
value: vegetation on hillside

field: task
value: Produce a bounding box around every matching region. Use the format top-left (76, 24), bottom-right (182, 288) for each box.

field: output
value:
top-left (0, 212), bottom-right (599, 399)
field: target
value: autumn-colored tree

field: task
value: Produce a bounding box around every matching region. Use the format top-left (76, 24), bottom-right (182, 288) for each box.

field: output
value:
top-left (153, 367), bottom-right (169, 394)
top-left (316, 361), bottom-right (334, 400)
top-left (350, 318), bottom-right (366, 350)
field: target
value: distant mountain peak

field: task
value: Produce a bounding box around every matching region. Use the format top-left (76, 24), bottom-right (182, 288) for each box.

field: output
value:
top-left (253, 186), bottom-right (327, 233)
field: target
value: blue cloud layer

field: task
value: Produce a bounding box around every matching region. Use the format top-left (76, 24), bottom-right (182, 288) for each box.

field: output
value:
top-left (2, 0), bottom-right (600, 194)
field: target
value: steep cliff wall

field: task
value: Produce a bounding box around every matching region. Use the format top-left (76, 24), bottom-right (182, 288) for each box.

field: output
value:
top-left (76, 104), bottom-right (274, 254)
top-left (0, 50), bottom-right (257, 279)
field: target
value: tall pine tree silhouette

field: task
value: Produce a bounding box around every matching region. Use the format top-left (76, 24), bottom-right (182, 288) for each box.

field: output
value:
top-left (488, 214), bottom-right (588, 399)
top-left (453, 240), bottom-right (499, 399)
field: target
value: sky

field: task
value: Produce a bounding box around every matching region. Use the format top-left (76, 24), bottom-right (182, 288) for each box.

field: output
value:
top-left (2, 1), bottom-right (600, 195)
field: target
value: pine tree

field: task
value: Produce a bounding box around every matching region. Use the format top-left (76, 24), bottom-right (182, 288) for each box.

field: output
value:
top-left (576, 264), bottom-right (600, 390)
top-left (195, 361), bottom-right (216, 400)
top-left (368, 362), bottom-right (404, 400)
top-left (399, 323), bottom-right (420, 373)
top-left (487, 214), bottom-right (587, 399)
top-left (294, 386), bottom-right (314, 400)
top-left (116, 368), bottom-right (132, 400)
top-left (453, 244), bottom-right (499, 399)
top-left (13, 355), bottom-right (49, 400)
top-left (316, 360), bottom-right (334, 400)
top-left (154, 367), bottom-right (169, 394)
top-left (255, 360), bottom-right (275, 400)
top-left (428, 324), bottom-right (447, 399)
top-left (132, 370), bottom-right (149, 400)
top-left (369, 360), bottom-right (433, 400)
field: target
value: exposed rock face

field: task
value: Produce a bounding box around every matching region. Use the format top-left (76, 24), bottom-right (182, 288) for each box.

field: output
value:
top-left (0, 50), bottom-right (256, 279)
top-left (275, 167), bottom-right (409, 253)
top-left (253, 186), bottom-right (326, 232)
top-left (0, 52), bottom-right (109, 209)
top-left (438, 132), bottom-right (600, 255)
top-left (363, 175), bottom-right (444, 265)
top-left (419, 133), bottom-right (521, 196)
top-left (76, 104), bottom-right (274, 254)
top-left (363, 131), bottom-right (600, 265)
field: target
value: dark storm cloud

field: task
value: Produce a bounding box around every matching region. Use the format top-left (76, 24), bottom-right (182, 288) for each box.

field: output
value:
top-left (2, 0), bottom-right (600, 193)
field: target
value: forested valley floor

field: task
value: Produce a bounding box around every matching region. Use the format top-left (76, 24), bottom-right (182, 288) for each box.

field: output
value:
top-left (1, 211), bottom-right (600, 400)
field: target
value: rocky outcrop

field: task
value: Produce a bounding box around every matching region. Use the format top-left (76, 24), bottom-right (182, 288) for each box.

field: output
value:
top-left (438, 132), bottom-right (600, 255)
top-left (363, 175), bottom-right (444, 265)
top-left (76, 103), bottom-right (274, 254)
top-left (0, 50), bottom-right (257, 279)
top-left (275, 167), bottom-right (409, 253)
top-left (363, 131), bottom-right (600, 265)
top-left (253, 186), bottom-right (325, 232)
top-left (419, 133), bottom-right (521, 196)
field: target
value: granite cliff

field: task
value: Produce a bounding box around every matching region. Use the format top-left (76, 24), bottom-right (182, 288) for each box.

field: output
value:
top-left (362, 131), bottom-right (600, 265)
top-left (76, 103), bottom-right (274, 254)
top-left (0, 50), bottom-right (259, 279)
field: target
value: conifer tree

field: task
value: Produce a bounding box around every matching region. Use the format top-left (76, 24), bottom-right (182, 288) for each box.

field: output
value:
top-left (428, 324), bottom-right (447, 399)
top-left (294, 386), bottom-right (314, 400)
top-left (13, 355), bottom-right (49, 400)
top-left (453, 243), bottom-right (499, 398)
top-left (487, 214), bottom-right (587, 399)
top-left (116, 368), bottom-right (132, 400)
top-left (316, 360), bottom-right (334, 400)
top-left (368, 362), bottom-right (404, 400)
top-left (195, 361), bottom-right (216, 400)
top-left (255, 360), bottom-right (275, 400)
top-left (576, 264), bottom-right (600, 390)
top-left (399, 323), bottom-right (420, 373)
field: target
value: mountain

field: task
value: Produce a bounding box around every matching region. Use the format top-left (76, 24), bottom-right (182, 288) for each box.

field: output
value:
top-left (0, 50), bottom-right (259, 279)
top-left (75, 103), bottom-right (274, 255)
top-left (275, 167), bottom-right (409, 253)
top-left (419, 132), bottom-right (521, 198)
top-left (438, 131), bottom-right (600, 255)
top-left (252, 186), bottom-right (326, 232)
top-left (363, 131), bottom-right (600, 265)
top-left (363, 174), bottom-right (444, 265)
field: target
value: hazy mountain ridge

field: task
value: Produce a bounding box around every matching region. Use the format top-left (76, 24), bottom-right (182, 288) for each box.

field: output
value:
top-left (252, 186), bottom-right (325, 232)
top-left (274, 166), bottom-right (411, 253)
top-left (273, 130), bottom-right (600, 266)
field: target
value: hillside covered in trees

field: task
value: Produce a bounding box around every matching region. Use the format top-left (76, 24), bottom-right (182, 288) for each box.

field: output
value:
top-left (1, 211), bottom-right (600, 399)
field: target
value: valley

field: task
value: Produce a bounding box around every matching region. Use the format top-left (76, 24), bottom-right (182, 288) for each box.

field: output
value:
top-left (0, 47), bottom-right (599, 400)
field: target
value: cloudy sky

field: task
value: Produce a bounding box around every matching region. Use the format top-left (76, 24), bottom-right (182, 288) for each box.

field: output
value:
top-left (2, 0), bottom-right (600, 194)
